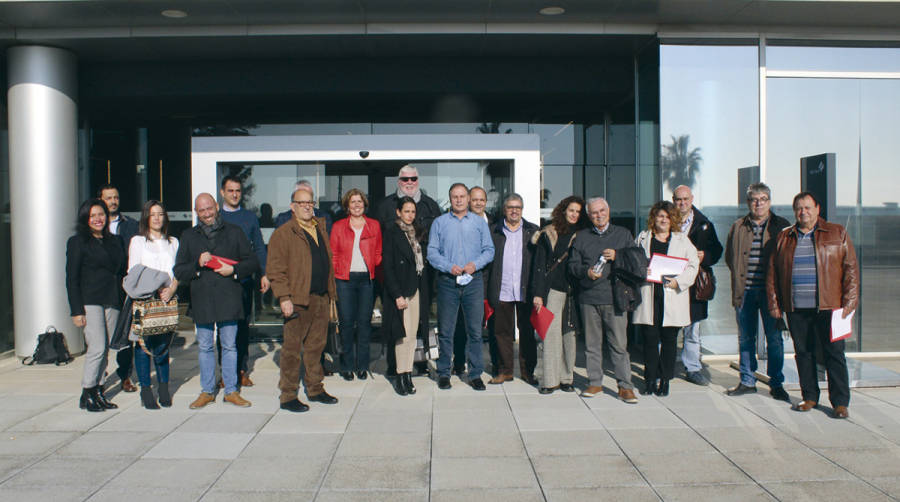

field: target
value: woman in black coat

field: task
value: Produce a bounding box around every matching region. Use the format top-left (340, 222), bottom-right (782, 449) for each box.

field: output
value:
top-left (382, 196), bottom-right (429, 396)
top-left (66, 199), bottom-right (125, 412)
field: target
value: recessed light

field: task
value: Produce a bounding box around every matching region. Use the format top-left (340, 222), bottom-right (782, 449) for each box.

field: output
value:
top-left (161, 9), bottom-right (188, 18)
top-left (539, 6), bottom-right (565, 16)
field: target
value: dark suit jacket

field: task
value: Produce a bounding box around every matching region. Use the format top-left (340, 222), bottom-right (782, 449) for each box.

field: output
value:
top-left (685, 206), bottom-right (723, 321)
top-left (487, 218), bottom-right (538, 307)
top-left (65, 234), bottom-right (125, 316)
top-left (115, 214), bottom-right (140, 254)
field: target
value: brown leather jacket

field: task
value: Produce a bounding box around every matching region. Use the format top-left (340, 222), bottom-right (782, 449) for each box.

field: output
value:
top-left (766, 218), bottom-right (859, 318)
top-left (267, 216), bottom-right (336, 307)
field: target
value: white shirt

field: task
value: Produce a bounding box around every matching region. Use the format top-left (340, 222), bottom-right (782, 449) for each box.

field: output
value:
top-left (109, 215), bottom-right (121, 235)
top-left (349, 226), bottom-right (368, 273)
top-left (128, 235), bottom-right (180, 283)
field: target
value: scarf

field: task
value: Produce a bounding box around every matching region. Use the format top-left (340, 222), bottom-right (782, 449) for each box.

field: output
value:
top-left (296, 217), bottom-right (319, 245)
top-left (199, 215), bottom-right (225, 248)
top-left (396, 187), bottom-right (421, 203)
top-left (397, 219), bottom-right (424, 275)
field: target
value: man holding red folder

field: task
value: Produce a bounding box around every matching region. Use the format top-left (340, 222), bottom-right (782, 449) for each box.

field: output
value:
top-left (767, 192), bottom-right (859, 418)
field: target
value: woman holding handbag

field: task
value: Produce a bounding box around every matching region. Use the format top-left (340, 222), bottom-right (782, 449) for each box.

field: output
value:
top-left (382, 196), bottom-right (429, 396)
top-left (127, 200), bottom-right (179, 409)
top-left (633, 201), bottom-right (699, 396)
top-left (66, 199), bottom-right (125, 412)
top-left (531, 196), bottom-right (588, 395)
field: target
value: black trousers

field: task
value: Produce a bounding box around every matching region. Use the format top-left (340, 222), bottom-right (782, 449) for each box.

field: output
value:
top-left (494, 301), bottom-right (537, 378)
top-left (642, 325), bottom-right (679, 382)
top-left (787, 309), bottom-right (850, 407)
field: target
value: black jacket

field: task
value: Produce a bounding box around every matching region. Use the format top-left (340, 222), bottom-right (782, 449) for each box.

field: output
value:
top-left (65, 234), bottom-right (126, 316)
top-left (612, 246), bottom-right (649, 313)
top-left (115, 214), bottom-right (140, 254)
top-left (685, 206), bottom-right (724, 321)
top-left (173, 222), bottom-right (259, 325)
top-left (487, 219), bottom-right (538, 307)
top-left (381, 222), bottom-right (430, 345)
top-left (376, 192), bottom-right (442, 245)
top-left (531, 225), bottom-right (579, 333)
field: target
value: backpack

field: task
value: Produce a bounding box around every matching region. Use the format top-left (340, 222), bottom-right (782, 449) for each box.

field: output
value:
top-left (22, 326), bottom-right (73, 366)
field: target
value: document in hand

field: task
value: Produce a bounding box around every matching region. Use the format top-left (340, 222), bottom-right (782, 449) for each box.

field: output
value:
top-left (831, 309), bottom-right (855, 342)
top-left (530, 306), bottom-right (554, 341)
top-left (205, 255), bottom-right (238, 270)
top-left (646, 253), bottom-right (688, 284)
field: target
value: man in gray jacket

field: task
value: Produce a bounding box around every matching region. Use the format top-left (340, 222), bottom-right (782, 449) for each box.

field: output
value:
top-left (568, 197), bottom-right (638, 403)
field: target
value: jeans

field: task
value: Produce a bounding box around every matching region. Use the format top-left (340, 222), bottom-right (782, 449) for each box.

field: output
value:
top-left (217, 280), bottom-right (252, 377)
top-left (197, 322), bottom-right (237, 394)
top-left (436, 273), bottom-right (484, 379)
top-left (736, 288), bottom-right (784, 387)
top-left (336, 272), bottom-right (375, 373)
top-left (681, 321), bottom-right (703, 373)
top-left (134, 333), bottom-right (171, 387)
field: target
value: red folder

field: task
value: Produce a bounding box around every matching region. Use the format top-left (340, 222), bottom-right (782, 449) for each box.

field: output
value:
top-left (530, 306), bottom-right (555, 341)
top-left (205, 254), bottom-right (238, 270)
top-left (483, 299), bottom-right (494, 328)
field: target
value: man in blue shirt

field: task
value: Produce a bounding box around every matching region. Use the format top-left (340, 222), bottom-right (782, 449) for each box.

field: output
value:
top-left (428, 183), bottom-right (495, 390)
top-left (219, 175), bottom-right (270, 387)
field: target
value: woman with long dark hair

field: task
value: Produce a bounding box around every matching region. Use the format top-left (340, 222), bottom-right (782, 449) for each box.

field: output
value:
top-left (531, 196), bottom-right (589, 394)
top-left (633, 201), bottom-right (699, 396)
top-left (382, 196), bottom-right (429, 395)
top-left (66, 199), bottom-right (125, 412)
top-left (127, 200), bottom-right (179, 409)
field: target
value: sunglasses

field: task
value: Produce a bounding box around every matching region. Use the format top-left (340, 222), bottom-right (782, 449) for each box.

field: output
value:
top-left (399, 176), bottom-right (418, 182)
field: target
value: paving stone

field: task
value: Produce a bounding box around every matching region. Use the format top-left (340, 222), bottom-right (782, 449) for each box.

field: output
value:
top-left (345, 411), bottom-right (432, 434)
top-left (322, 456), bottom-right (429, 490)
top-left (431, 487), bottom-right (545, 502)
top-left (200, 490), bottom-right (315, 502)
top-left (433, 409), bottom-right (514, 433)
top-left (315, 489), bottom-right (428, 502)
top-left (0, 485), bottom-right (95, 501)
top-left (695, 426), bottom-right (803, 452)
top-left (0, 431), bottom-right (78, 456)
top-left (240, 432), bottom-right (341, 458)
top-left (867, 476), bottom-right (900, 498)
top-left (763, 479), bottom-right (894, 501)
top-left (0, 455), bottom-right (38, 483)
top-left (89, 486), bottom-right (210, 502)
top-left (103, 458), bottom-right (230, 491)
top-left (53, 431), bottom-right (163, 457)
top-left (212, 456), bottom-right (330, 491)
top-left (176, 412), bottom-right (273, 433)
top-left (532, 454), bottom-right (645, 488)
top-left (3, 457), bottom-right (126, 489)
top-left (544, 486), bottom-right (659, 502)
top-left (581, 393), bottom-right (667, 410)
top-left (654, 483), bottom-right (776, 501)
top-left (785, 421), bottom-right (887, 449)
top-left (593, 407), bottom-right (686, 429)
top-left (432, 395), bottom-right (510, 412)
top-left (432, 430), bottom-right (524, 457)
top-left (727, 448), bottom-right (855, 482)
top-left (514, 409), bottom-right (603, 431)
top-left (814, 447), bottom-right (900, 479)
top-left (630, 451), bottom-right (750, 486)
top-left (431, 457), bottom-right (538, 490)
top-left (338, 431), bottom-right (430, 457)
top-left (143, 432), bottom-right (254, 459)
top-left (667, 405), bottom-right (769, 428)
top-left (8, 409), bottom-right (115, 432)
top-left (609, 428), bottom-right (715, 455)
top-left (0, 411), bottom-right (33, 430)
top-left (87, 409), bottom-right (192, 433)
top-left (258, 410), bottom-right (352, 434)
top-left (0, 394), bottom-right (72, 412)
top-left (506, 393), bottom-right (586, 411)
top-left (520, 430), bottom-right (621, 456)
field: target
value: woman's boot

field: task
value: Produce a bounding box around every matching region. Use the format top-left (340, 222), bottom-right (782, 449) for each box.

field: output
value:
top-left (79, 388), bottom-right (104, 412)
top-left (656, 378), bottom-right (670, 397)
top-left (140, 386), bottom-right (160, 409)
top-left (157, 382), bottom-right (172, 408)
top-left (93, 385), bottom-right (118, 409)
top-left (393, 374), bottom-right (408, 396)
top-left (403, 373), bottom-right (416, 395)
top-left (642, 379), bottom-right (658, 396)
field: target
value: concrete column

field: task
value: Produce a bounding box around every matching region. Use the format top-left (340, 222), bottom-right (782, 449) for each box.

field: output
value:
top-left (7, 46), bottom-right (83, 357)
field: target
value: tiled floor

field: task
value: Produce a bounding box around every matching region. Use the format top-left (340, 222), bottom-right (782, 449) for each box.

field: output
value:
top-left (1, 333), bottom-right (900, 501)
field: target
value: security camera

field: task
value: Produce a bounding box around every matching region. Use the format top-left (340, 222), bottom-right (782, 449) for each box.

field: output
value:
top-left (359, 151), bottom-right (370, 159)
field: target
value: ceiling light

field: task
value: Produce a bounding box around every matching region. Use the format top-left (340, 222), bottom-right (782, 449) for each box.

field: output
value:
top-left (539, 6), bottom-right (565, 16)
top-left (161, 9), bottom-right (188, 18)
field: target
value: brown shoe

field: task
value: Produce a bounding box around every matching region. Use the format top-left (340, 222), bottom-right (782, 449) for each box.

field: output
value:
top-left (618, 387), bottom-right (638, 404)
top-left (224, 391), bottom-right (251, 408)
top-left (489, 374), bottom-right (513, 385)
top-left (240, 371), bottom-right (254, 387)
top-left (121, 378), bottom-right (137, 393)
top-left (793, 400), bottom-right (818, 412)
top-left (833, 405), bottom-right (849, 419)
top-left (189, 392), bottom-right (215, 409)
top-left (581, 385), bottom-right (603, 398)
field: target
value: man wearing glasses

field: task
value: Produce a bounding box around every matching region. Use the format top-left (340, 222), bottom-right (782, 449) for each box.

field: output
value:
top-left (267, 187), bottom-right (338, 412)
top-left (376, 165), bottom-right (442, 239)
top-left (486, 194), bottom-right (539, 385)
top-left (724, 183), bottom-right (791, 401)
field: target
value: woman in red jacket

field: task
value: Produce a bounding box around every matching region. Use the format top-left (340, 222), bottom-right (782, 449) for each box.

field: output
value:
top-left (330, 188), bottom-right (382, 380)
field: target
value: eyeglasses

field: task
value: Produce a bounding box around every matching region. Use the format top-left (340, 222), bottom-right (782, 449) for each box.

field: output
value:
top-left (748, 197), bottom-right (770, 205)
top-left (292, 200), bottom-right (315, 206)
top-left (505, 206), bottom-right (523, 211)
top-left (399, 176), bottom-right (418, 182)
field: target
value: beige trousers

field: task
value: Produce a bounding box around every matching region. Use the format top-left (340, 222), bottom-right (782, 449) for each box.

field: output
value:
top-left (395, 290), bottom-right (420, 373)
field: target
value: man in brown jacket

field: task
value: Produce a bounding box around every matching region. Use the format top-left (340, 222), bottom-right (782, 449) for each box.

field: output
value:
top-left (766, 192), bottom-right (859, 419)
top-left (267, 186), bottom-right (338, 412)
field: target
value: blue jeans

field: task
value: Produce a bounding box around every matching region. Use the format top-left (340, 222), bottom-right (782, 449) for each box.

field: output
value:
top-left (197, 322), bottom-right (238, 394)
top-left (736, 288), bottom-right (784, 387)
top-left (134, 333), bottom-right (171, 387)
top-left (681, 321), bottom-right (703, 373)
top-left (436, 273), bottom-right (484, 379)
top-left (336, 272), bottom-right (374, 373)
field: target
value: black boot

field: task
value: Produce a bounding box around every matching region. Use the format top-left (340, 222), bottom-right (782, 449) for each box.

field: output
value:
top-left (656, 378), bottom-right (670, 397)
top-left (140, 386), bottom-right (160, 409)
top-left (403, 373), bottom-right (416, 395)
top-left (157, 382), bottom-right (172, 408)
top-left (93, 385), bottom-right (118, 409)
top-left (79, 388), bottom-right (104, 412)
top-left (393, 373), bottom-right (408, 396)
top-left (642, 379), bottom-right (658, 396)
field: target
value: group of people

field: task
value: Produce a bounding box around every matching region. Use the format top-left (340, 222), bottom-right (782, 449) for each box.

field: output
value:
top-left (65, 166), bottom-right (859, 419)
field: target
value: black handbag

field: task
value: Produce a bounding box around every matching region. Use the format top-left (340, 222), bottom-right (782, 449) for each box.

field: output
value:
top-left (693, 267), bottom-right (716, 301)
top-left (22, 326), bottom-right (73, 366)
